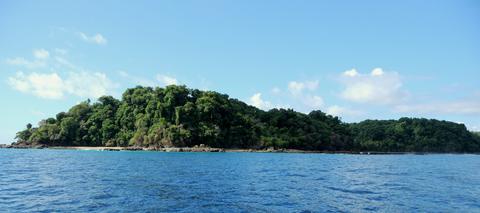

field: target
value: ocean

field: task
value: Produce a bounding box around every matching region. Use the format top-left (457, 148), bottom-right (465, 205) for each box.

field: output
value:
top-left (1, 149), bottom-right (479, 212)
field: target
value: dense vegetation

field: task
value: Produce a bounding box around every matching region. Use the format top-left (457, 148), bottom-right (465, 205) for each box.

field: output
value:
top-left (349, 119), bottom-right (480, 152)
top-left (14, 85), bottom-right (480, 152)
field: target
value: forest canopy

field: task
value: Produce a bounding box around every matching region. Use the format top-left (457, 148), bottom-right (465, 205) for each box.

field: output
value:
top-left (14, 85), bottom-right (480, 152)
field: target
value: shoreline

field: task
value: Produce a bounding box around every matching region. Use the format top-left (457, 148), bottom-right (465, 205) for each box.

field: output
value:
top-left (1, 144), bottom-right (479, 154)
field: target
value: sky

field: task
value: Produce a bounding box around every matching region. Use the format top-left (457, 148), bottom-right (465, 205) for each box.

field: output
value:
top-left (0, 0), bottom-right (479, 143)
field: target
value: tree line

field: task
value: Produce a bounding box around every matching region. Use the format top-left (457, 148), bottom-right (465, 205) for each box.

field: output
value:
top-left (14, 85), bottom-right (480, 152)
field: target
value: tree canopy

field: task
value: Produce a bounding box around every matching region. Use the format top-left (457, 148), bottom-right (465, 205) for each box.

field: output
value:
top-left (14, 85), bottom-right (480, 152)
top-left (348, 118), bottom-right (480, 152)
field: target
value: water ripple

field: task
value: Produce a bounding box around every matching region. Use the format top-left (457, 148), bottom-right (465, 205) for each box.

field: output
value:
top-left (0, 149), bottom-right (479, 212)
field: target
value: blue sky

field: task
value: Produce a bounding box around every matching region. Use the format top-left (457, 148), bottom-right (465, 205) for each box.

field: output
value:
top-left (1, 0), bottom-right (479, 143)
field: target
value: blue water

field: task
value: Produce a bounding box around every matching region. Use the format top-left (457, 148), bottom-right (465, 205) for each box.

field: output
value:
top-left (0, 149), bottom-right (479, 212)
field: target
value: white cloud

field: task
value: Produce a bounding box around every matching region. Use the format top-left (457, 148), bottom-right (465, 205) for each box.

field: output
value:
top-left (64, 72), bottom-right (115, 98)
top-left (250, 79), bottom-right (324, 112)
top-left (326, 105), bottom-right (343, 116)
top-left (157, 74), bottom-right (178, 86)
top-left (249, 93), bottom-right (273, 110)
top-left (5, 49), bottom-right (51, 69)
top-left (79, 32), bottom-right (107, 45)
top-left (340, 68), bottom-right (406, 105)
top-left (8, 72), bottom-right (64, 99)
top-left (33, 49), bottom-right (50, 60)
top-left (343, 69), bottom-right (358, 77)
top-left (326, 105), bottom-right (362, 117)
top-left (6, 47), bottom-right (118, 100)
top-left (288, 81), bottom-right (304, 95)
top-left (371, 68), bottom-right (384, 76)
top-left (287, 80), bottom-right (318, 95)
top-left (8, 71), bottom-right (115, 99)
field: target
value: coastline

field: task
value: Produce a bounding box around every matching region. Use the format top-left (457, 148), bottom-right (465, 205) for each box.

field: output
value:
top-left (1, 144), bottom-right (478, 154)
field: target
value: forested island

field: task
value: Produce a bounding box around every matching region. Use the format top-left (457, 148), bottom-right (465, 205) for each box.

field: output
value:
top-left (11, 85), bottom-right (480, 153)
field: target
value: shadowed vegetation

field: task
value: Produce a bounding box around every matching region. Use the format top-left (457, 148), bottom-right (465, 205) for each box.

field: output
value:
top-left (14, 85), bottom-right (480, 152)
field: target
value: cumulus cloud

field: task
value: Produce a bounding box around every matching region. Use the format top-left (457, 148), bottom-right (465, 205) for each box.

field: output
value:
top-left (249, 93), bottom-right (273, 110)
top-left (285, 80), bottom-right (325, 111)
top-left (157, 74), bottom-right (178, 86)
top-left (340, 68), bottom-right (406, 105)
top-left (326, 105), bottom-right (363, 117)
top-left (255, 80), bottom-right (325, 112)
top-left (78, 32), bottom-right (107, 45)
top-left (343, 69), bottom-right (358, 77)
top-left (371, 68), bottom-right (384, 76)
top-left (5, 47), bottom-right (118, 100)
top-left (64, 72), bottom-right (115, 98)
top-left (8, 72), bottom-right (65, 99)
top-left (8, 71), bottom-right (115, 99)
top-left (287, 80), bottom-right (319, 95)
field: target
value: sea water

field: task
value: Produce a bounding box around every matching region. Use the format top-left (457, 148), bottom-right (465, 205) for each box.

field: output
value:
top-left (0, 149), bottom-right (479, 212)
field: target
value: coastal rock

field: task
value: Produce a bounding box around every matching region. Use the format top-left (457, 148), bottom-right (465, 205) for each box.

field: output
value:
top-left (124, 147), bottom-right (143, 151)
top-left (33, 144), bottom-right (47, 149)
top-left (156, 146), bottom-right (225, 152)
top-left (7, 143), bottom-right (47, 149)
top-left (0, 144), bottom-right (11, 149)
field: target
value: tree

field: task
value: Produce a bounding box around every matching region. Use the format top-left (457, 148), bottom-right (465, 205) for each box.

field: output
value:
top-left (13, 86), bottom-right (480, 152)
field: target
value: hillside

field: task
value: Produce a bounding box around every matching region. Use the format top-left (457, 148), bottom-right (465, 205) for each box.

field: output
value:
top-left (13, 85), bottom-right (480, 152)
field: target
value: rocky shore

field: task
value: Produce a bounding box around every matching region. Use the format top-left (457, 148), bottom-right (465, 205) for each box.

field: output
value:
top-left (2, 144), bottom-right (225, 152)
top-left (0, 144), bottom-right (47, 149)
top-left (1, 143), bottom-right (292, 153)
top-left (2, 143), bottom-right (469, 154)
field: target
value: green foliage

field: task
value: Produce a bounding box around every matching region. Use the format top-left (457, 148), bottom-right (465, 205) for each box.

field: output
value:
top-left (14, 85), bottom-right (480, 152)
top-left (348, 118), bottom-right (480, 152)
top-left (15, 124), bottom-right (33, 142)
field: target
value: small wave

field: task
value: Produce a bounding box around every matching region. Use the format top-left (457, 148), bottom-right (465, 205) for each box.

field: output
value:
top-left (324, 186), bottom-right (377, 195)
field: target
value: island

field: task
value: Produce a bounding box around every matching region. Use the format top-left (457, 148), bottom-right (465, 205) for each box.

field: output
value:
top-left (9, 85), bottom-right (480, 153)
